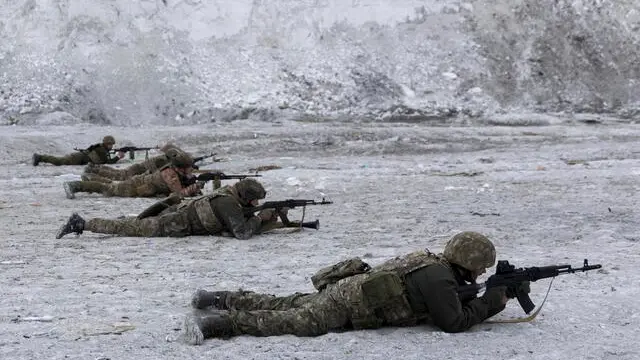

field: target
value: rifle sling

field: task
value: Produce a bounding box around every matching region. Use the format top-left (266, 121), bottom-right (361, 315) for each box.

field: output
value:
top-left (485, 277), bottom-right (555, 324)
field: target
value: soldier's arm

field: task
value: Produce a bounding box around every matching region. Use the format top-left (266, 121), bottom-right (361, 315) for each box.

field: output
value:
top-left (87, 149), bottom-right (104, 164)
top-left (405, 264), bottom-right (506, 333)
top-left (106, 153), bottom-right (120, 164)
top-left (160, 168), bottom-right (200, 197)
top-left (211, 197), bottom-right (261, 240)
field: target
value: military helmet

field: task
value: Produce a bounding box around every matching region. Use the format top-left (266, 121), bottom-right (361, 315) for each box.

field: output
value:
top-left (443, 231), bottom-right (496, 271)
top-left (159, 143), bottom-right (179, 153)
top-left (235, 178), bottom-right (266, 203)
top-left (166, 148), bottom-right (194, 168)
top-left (102, 135), bottom-right (116, 145)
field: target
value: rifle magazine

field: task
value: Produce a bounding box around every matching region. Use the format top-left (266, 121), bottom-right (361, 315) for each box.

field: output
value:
top-left (486, 277), bottom-right (555, 324)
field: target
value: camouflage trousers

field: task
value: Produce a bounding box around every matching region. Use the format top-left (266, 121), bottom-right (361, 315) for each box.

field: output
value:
top-left (70, 180), bottom-right (164, 197)
top-left (39, 152), bottom-right (88, 166)
top-left (224, 287), bottom-right (352, 337)
top-left (222, 271), bottom-right (417, 337)
top-left (85, 163), bottom-right (147, 181)
top-left (85, 211), bottom-right (194, 237)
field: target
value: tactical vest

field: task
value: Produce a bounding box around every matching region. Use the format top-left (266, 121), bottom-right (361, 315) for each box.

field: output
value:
top-left (178, 186), bottom-right (236, 234)
top-left (326, 250), bottom-right (449, 330)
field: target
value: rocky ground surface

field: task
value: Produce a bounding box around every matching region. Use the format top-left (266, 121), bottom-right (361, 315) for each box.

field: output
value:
top-left (0, 119), bottom-right (637, 359)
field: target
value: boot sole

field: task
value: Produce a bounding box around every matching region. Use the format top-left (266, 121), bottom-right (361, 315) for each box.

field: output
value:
top-left (63, 182), bottom-right (75, 199)
top-left (55, 222), bottom-right (70, 239)
top-left (32, 154), bottom-right (39, 166)
top-left (183, 315), bottom-right (205, 345)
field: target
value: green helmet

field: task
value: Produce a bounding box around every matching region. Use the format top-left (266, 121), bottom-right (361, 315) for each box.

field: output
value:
top-left (443, 231), bottom-right (496, 271)
top-left (234, 178), bottom-right (266, 204)
top-left (102, 135), bottom-right (116, 145)
top-left (166, 148), bottom-right (194, 168)
top-left (160, 143), bottom-right (180, 153)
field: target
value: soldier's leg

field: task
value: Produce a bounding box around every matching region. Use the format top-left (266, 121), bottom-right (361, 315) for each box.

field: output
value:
top-left (185, 292), bottom-right (351, 342)
top-left (63, 181), bottom-right (108, 199)
top-left (192, 290), bottom-right (316, 310)
top-left (94, 165), bottom-right (131, 181)
top-left (231, 295), bottom-right (350, 336)
top-left (80, 173), bottom-right (113, 183)
top-left (38, 154), bottom-right (71, 166)
top-left (84, 217), bottom-right (164, 237)
top-left (124, 163), bottom-right (148, 178)
top-left (85, 210), bottom-right (191, 237)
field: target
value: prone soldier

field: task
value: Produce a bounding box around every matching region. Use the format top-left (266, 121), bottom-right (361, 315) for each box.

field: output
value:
top-left (56, 178), bottom-right (286, 240)
top-left (82, 144), bottom-right (185, 182)
top-left (62, 149), bottom-right (200, 199)
top-left (32, 135), bottom-right (125, 166)
top-left (183, 232), bottom-right (511, 344)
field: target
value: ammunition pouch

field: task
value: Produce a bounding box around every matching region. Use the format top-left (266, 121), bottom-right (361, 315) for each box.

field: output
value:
top-left (351, 271), bottom-right (414, 329)
top-left (311, 257), bottom-right (371, 291)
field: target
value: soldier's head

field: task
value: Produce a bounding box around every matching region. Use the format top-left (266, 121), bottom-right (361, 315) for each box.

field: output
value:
top-left (443, 231), bottom-right (496, 281)
top-left (234, 178), bottom-right (266, 206)
top-left (167, 149), bottom-right (194, 173)
top-left (102, 135), bottom-right (116, 150)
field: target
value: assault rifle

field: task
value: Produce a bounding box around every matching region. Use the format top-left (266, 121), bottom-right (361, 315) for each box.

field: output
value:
top-left (192, 172), bottom-right (261, 183)
top-left (458, 259), bottom-right (602, 314)
top-left (245, 198), bottom-right (333, 230)
top-left (111, 146), bottom-right (159, 160)
top-left (193, 153), bottom-right (218, 164)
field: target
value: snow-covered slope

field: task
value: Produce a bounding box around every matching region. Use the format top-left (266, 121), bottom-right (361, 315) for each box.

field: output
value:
top-left (2, 0), bottom-right (640, 125)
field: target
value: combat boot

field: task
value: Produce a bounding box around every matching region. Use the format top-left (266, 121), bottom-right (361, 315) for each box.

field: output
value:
top-left (32, 154), bottom-right (41, 166)
top-left (183, 310), bottom-right (236, 345)
top-left (191, 289), bottom-right (232, 310)
top-left (63, 182), bottom-right (77, 199)
top-left (56, 213), bottom-right (86, 239)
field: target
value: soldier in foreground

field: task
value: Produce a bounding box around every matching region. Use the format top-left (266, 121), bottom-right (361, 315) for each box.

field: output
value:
top-left (81, 143), bottom-right (185, 182)
top-left (62, 149), bottom-right (201, 199)
top-left (183, 232), bottom-right (513, 344)
top-left (32, 135), bottom-right (125, 166)
top-left (55, 178), bottom-right (284, 240)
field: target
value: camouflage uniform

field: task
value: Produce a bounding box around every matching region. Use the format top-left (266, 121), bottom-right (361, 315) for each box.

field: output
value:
top-left (56, 179), bottom-right (275, 240)
top-left (33, 135), bottom-right (121, 166)
top-left (82, 144), bottom-right (184, 181)
top-left (64, 164), bottom-right (201, 199)
top-left (184, 232), bottom-right (508, 344)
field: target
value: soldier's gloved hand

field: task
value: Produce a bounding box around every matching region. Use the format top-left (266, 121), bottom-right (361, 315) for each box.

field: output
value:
top-left (196, 181), bottom-right (206, 189)
top-left (482, 285), bottom-right (509, 306)
top-left (116, 151), bottom-right (126, 159)
top-left (506, 281), bottom-right (531, 299)
top-left (258, 209), bottom-right (278, 222)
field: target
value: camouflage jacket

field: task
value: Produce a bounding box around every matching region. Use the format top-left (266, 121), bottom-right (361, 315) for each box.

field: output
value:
top-left (160, 167), bottom-right (201, 197)
top-left (403, 259), bottom-right (506, 332)
top-left (84, 144), bottom-right (120, 164)
top-left (325, 251), bottom-right (505, 332)
top-left (180, 186), bottom-right (262, 239)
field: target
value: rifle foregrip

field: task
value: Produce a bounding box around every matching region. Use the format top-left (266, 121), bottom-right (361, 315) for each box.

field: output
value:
top-left (517, 292), bottom-right (535, 314)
